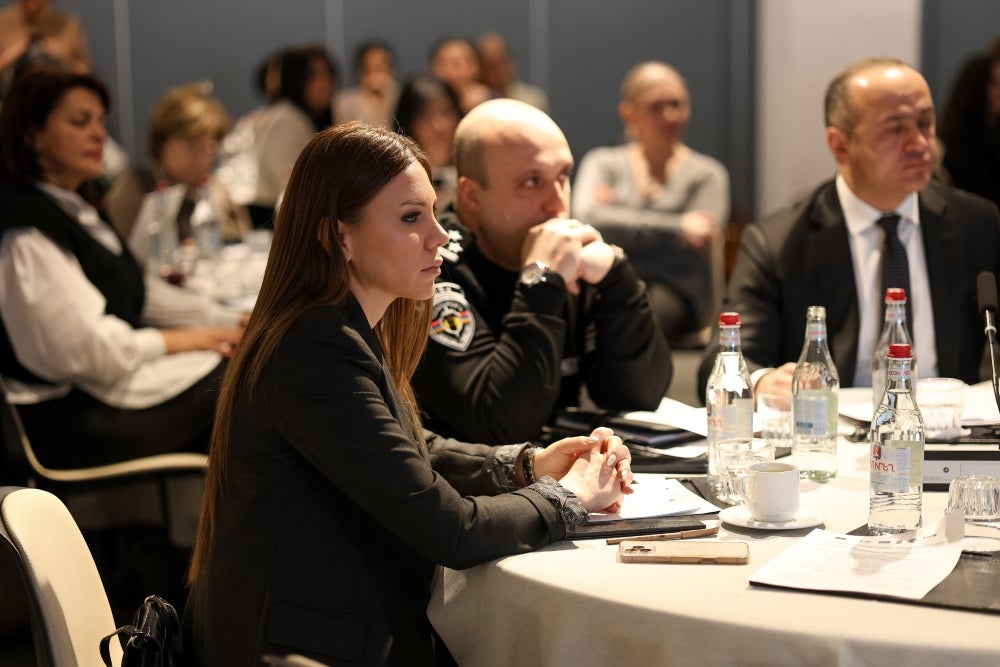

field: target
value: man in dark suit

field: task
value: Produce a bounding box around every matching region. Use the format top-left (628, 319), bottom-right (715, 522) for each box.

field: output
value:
top-left (698, 57), bottom-right (1000, 402)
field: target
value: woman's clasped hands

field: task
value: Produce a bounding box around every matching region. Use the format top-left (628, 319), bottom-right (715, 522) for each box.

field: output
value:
top-left (533, 427), bottom-right (634, 513)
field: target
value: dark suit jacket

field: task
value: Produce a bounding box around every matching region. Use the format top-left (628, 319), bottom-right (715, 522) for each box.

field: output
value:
top-left (697, 179), bottom-right (1000, 399)
top-left (185, 300), bottom-right (565, 666)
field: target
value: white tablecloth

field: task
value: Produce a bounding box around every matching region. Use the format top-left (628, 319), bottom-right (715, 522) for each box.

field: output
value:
top-left (428, 439), bottom-right (1000, 666)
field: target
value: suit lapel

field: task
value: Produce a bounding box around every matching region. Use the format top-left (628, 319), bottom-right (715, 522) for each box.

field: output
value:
top-left (807, 183), bottom-right (859, 385)
top-left (919, 184), bottom-right (959, 375)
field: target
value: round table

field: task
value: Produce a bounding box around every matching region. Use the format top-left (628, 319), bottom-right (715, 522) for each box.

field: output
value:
top-left (428, 438), bottom-right (1000, 666)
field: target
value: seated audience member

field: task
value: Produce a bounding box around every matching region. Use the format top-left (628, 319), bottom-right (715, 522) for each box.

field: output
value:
top-left (104, 82), bottom-right (249, 260)
top-left (1, 27), bottom-right (128, 187)
top-left (0, 0), bottom-right (89, 83)
top-left (184, 122), bottom-right (633, 665)
top-left (697, 57), bottom-right (1000, 403)
top-left (394, 73), bottom-right (461, 210)
top-left (475, 32), bottom-right (549, 113)
top-left (938, 48), bottom-right (1000, 211)
top-left (247, 44), bottom-right (337, 228)
top-left (334, 39), bottom-right (399, 129)
top-left (412, 99), bottom-right (673, 444)
top-left (573, 61), bottom-right (730, 343)
top-left (429, 35), bottom-right (492, 113)
top-left (0, 69), bottom-right (244, 468)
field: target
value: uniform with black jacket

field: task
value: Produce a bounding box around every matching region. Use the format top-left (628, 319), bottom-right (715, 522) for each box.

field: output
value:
top-left (413, 207), bottom-right (673, 444)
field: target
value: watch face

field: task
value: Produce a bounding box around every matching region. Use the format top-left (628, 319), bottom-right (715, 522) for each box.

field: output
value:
top-left (519, 261), bottom-right (548, 286)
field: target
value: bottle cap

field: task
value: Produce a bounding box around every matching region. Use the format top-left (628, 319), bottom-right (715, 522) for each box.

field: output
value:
top-left (888, 343), bottom-right (911, 358)
top-left (719, 312), bottom-right (741, 326)
top-left (806, 305), bottom-right (826, 319)
top-left (884, 288), bottom-right (908, 302)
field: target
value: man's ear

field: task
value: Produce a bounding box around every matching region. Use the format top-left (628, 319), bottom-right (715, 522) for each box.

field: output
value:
top-left (826, 126), bottom-right (849, 165)
top-left (618, 99), bottom-right (634, 125)
top-left (457, 176), bottom-right (481, 215)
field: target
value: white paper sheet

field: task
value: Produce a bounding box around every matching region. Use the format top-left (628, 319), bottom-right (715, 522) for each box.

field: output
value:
top-left (589, 475), bottom-right (721, 522)
top-left (749, 514), bottom-right (965, 600)
top-left (626, 397), bottom-right (708, 436)
top-left (840, 382), bottom-right (1000, 426)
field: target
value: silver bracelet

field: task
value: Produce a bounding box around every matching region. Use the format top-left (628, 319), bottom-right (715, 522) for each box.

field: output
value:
top-left (523, 446), bottom-right (539, 485)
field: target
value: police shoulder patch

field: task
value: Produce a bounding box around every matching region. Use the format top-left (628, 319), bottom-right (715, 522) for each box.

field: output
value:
top-left (429, 282), bottom-right (475, 351)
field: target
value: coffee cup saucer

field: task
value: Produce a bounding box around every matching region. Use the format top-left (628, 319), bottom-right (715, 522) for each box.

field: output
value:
top-left (718, 505), bottom-right (825, 530)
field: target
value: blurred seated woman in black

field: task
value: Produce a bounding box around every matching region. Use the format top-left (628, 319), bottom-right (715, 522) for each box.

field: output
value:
top-left (938, 48), bottom-right (1000, 211)
top-left (185, 122), bottom-right (633, 665)
top-left (0, 68), bottom-right (244, 468)
top-left (247, 44), bottom-right (337, 228)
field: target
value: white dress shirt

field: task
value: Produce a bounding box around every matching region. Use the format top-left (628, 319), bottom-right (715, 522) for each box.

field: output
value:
top-left (0, 182), bottom-right (237, 408)
top-left (836, 174), bottom-right (937, 386)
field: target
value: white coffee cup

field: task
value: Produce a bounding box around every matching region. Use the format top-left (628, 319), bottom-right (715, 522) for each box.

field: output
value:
top-left (735, 461), bottom-right (801, 522)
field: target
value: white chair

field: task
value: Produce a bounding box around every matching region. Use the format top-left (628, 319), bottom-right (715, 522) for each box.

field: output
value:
top-left (0, 486), bottom-right (123, 667)
top-left (0, 375), bottom-right (208, 541)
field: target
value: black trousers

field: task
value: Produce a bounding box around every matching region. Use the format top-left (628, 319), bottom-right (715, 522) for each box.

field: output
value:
top-left (646, 280), bottom-right (699, 343)
top-left (17, 360), bottom-right (226, 468)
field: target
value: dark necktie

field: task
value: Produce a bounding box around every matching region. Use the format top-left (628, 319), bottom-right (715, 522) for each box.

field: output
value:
top-left (877, 214), bottom-right (913, 333)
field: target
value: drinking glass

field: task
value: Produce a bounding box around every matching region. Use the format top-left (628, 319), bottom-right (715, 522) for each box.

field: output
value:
top-left (946, 475), bottom-right (1000, 522)
top-left (716, 438), bottom-right (776, 505)
top-left (917, 378), bottom-right (965, 441)
top-left (757, 393), bottom-right (793, 449)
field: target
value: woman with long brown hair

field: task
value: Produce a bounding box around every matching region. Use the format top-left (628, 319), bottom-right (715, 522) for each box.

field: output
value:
top-left (184, 121), bottom-right (632, 665)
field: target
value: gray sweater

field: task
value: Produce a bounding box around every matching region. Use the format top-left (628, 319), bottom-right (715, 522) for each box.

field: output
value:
top-left (572, 144), bottom-right (729, 318)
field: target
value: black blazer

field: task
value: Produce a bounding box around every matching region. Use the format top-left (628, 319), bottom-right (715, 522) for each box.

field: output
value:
top-left (185, 300), bottom-right (566, 666)
top-left (697, 179), bottom-right (1000, 397)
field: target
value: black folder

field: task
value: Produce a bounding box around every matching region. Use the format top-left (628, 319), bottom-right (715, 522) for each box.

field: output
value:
top-left (566, 515), bottom-right (706, 540)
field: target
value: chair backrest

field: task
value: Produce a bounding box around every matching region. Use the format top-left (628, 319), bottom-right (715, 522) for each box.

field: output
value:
top-left (0, 374), bottom-right (209, 487)
top-left (0, 376), bottom-right (37, 485)
top-left (0, 486), bottom-right (122, 667)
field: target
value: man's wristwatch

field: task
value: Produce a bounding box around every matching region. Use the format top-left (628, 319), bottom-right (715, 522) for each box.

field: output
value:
top-left (518, 260), bottom-right (552, 287)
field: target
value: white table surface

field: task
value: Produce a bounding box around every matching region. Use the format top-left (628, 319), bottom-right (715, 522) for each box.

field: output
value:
top-left (427, 438), bottom-right (1000, 667)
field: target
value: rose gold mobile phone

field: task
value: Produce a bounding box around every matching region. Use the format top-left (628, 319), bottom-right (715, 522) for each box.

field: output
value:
top-left (616, 540), bottom-right (750, 564)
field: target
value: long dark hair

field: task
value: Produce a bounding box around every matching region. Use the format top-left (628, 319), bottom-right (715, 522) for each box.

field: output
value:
top-left (277, 44), bottom-right (337, 130)
top-left (0, 67), bottom-right (109, 182)
top-left (394, 73), bottom-right (461, 140)
top-left (939, 52), bottom-right (992, 145)
top-left (188, 122), bottom-right (432, 583)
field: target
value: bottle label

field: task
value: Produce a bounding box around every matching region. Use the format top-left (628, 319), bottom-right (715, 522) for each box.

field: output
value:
top-left (794, 391), bottom-right (833, 437)
top-left (805, 323), bottom-right (827, 340)
top-left (871, 440), bottom-right (921, 493)
top-left (887, 367), bottom-right (911, 382)
top-left (707, 399), bottom-right (753, 440)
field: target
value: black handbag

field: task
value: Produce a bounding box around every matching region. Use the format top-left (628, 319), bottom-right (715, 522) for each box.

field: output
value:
top-left (100, 594), bottom-right (183, 667)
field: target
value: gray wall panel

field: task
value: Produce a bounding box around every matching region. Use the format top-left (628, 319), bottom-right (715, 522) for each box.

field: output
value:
top-left (922, 0), bottom-right (1000, 108)
top-left (549, 0), bottom-right (738, 201)
top-left (340, 1), bottom-right (532, 84)
top-left (5, 0), bottom-right (749, 209)
top-left (123, 0), bottom-right (327, 160)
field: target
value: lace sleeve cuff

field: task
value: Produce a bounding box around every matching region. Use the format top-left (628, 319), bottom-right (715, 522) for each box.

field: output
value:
top-left (488, 444), bottom-right (525, 492)
top-left (530, 475), bottom-right (588, 528)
